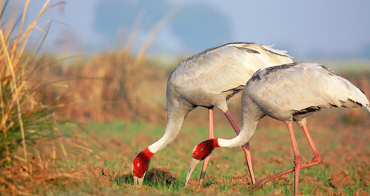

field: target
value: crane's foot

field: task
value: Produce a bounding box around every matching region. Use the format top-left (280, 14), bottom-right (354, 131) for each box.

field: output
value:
top-left (248, 178), bottom-right (268, 193)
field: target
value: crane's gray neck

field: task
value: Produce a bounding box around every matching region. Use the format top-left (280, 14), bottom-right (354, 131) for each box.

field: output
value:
top-left (148, 118), bottom-right (185, 153)
top-left (218, 95), bottom-right (264, 148)
top-left (148, 105), bottom-right (193, 153)
top-left (217, 117), bottom-right (259, 148)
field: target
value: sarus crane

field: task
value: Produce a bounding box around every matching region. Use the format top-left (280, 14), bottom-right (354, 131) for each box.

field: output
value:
top-left (131, 42), bottom-right (293, 186)
top-left (185, 63), bottom-right (370, 195)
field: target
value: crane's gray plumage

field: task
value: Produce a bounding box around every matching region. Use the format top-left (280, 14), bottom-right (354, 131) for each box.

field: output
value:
top-left (158, 42), bottom-right (293, 152)
top-left (167, 42), bottom-right (293, 111)
top-left (246, 63), bottom-right (370, 125)
top-left (132, 42), bottom-right (293, 186)
top-left (218, 62), bottom-right (370, 148)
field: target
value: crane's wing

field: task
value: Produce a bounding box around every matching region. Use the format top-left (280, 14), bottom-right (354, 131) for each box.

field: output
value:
top-left (170, 42), bottom-right (293, 95)
top-left (247, 63), bottom-right (370, 114)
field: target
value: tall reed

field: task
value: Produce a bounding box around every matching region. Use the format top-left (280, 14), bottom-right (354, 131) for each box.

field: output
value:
top-left (0, 0), bottom-right (66, 165)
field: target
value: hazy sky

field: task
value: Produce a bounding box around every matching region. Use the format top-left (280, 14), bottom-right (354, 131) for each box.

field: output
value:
top-left (10, 0), bottom-right (370, 58)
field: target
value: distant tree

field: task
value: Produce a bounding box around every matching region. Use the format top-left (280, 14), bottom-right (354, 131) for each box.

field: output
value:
top-left (94, 0), bottom-right (134, 41)
top-left (93, 0), bottom-right (169, 43)
top-left (171, 4), bottom-right (232, 51)
top-left (359, 44), bottom-right (370, 59)
top-left (138, 0), bottom-right (170, 32)
top-left (93, 1), bottom-right (233, 54)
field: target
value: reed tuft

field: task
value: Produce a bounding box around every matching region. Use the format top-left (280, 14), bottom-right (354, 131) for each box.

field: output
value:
top-left (0, 0), bottom-right (66, 168)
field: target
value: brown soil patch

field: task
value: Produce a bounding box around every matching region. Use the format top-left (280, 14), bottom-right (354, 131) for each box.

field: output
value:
top-left (0, 155), bottom-right (78, 195)
top-left (198, 184), bottom-right (217, 194)
top-left (72, 164), bottom-right (180, 188)
top-left (329, 170), bottom-right (354, 188)
top-left (362, 176), bottom-right (370, 187)
top-left (270, 188), bottom-right (285, 195)
top-left (322, 186), bottom-right (336, 195)
top-left (71, 165), bottom-right (132, 187)
top-left (231, 171), bottom-right (251, 186)
top-left (184, 178), bottom-right (201, 192)
top-left (145, 165), bottom-right (179, 187)
top-left (299, 176), bottom-right (320, 186)
top-left (352, 188), bottom-right (369, 196)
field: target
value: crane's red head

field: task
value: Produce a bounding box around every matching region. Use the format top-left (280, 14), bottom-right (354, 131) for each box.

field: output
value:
top-left (185, 138), bottom-right (220, 186)
top-left (131, 148), bottom-right (154, 185)
top-left (192, 138), bottom-right (220, 160)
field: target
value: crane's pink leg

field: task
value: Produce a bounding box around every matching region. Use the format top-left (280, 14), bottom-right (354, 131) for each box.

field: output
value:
top-left (287, 122), bottom-right (302, 195)
top-left (301, 123), bottom-right (321, 166)
top-left (223, 109), bottom-right (256, 184)
top-left (249, 123), bottom-right (321, 194)
top-left (199, 108), bottom-right (214, 185)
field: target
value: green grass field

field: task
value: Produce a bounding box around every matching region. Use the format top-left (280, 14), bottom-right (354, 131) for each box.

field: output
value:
top-left (55, 108), bottom-right (370, 195)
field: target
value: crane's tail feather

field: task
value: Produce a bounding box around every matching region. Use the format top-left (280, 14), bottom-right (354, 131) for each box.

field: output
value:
top-left (339, 76), bottom-right (370, 112)
top-left (366, 104), bottom-right (370, 113)
top-left (261, 45), bottom-right (293, 59)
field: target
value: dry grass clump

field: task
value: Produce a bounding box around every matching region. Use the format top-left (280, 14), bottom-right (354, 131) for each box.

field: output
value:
top-left (51, 52), bottom-right (166, 123)
top-left (0, 151), bottom-right (77, 195)
top-left (0, 0), bottom-right (63, 163)
top-left (0, 0), bottom-right (78, 194)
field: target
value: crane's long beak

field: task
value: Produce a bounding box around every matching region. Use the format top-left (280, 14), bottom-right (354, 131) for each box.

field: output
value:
top-left (185, 158), bottom-right (200, 186)
top-left (133, 176), bottom-right (144, 186)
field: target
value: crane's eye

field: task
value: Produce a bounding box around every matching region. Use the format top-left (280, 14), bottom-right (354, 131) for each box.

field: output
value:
top-left (200, 148), bottom-right (203, 151)
top-left (137, 163), bottom-right (140, 167)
